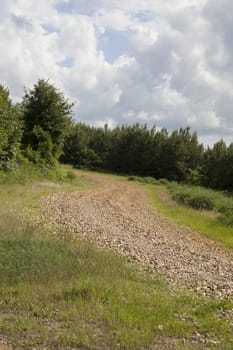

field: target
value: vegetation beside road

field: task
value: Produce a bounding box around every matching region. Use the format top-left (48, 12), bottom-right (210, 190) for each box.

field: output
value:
top-left (167, 182), bottom-right (233, 226)
top-left (128, 175), bottom-right (233, 248)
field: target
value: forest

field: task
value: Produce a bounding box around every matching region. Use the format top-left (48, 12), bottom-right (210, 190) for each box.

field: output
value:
top-left (0, 79), bottom-right (232, 191)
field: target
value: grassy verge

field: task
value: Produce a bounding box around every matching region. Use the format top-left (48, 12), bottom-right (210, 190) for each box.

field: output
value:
top-left (0, 237), bottom-right (233, 349)
top-left (0, 167), bottom-right (233, 349)
top-left (0, 165), bottom-right (99, 222)
top-left (146, 184), bottom-right (233, 250)
top-left (167, 182), bottom-right (233, 226)
top-left (1, 231), bottom-right (233, 349)
top-left (127, 175), bottom-right (233, 249)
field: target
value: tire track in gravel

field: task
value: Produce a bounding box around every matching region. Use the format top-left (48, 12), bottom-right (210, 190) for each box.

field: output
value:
top-left (40, 173), bottom-right (233, 299)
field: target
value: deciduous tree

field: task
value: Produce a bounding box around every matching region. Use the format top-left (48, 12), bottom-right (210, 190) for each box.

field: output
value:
top-left (22, 79), bottom-right (73, 164)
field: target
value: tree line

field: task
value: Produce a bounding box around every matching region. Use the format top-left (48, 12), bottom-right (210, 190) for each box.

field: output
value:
top-left (0, 79), bottom-right (232, 191)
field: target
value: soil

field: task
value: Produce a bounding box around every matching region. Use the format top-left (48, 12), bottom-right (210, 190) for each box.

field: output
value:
top-left (40, 172), bottom-right (233, 299)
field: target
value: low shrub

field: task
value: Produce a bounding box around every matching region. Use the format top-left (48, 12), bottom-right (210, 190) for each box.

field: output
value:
top-left (0, 162), bottom-right (65, 185)
top-left (143, 177), bottom-right (158, 184)
top-left (128, 176), bottom-right (158, 185)
top-left (188, 195), bottom-right (214, 210)
top-left (128, 176), bottom-right (139, 182)
top-left (172, 190), bottom-right (215, 210)
top-left (167, 182), bottom-right (233, 221)
top-left (158, 178), bottom-right (169, 186)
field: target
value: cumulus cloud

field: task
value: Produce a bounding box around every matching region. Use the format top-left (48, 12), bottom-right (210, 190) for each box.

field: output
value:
top-left (0, 0), bottom-right (232, 145)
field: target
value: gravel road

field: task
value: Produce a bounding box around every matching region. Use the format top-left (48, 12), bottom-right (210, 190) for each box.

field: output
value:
top-left (40, 173), bottom-right (233, 299)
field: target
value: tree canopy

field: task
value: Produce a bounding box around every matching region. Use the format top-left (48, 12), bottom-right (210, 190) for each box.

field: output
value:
top-left (22, 79), bottom-right (73, 164)
top-left (62, 122), bottom-right (232, 191)
top-left (0, 84), bottom-right (22, 170)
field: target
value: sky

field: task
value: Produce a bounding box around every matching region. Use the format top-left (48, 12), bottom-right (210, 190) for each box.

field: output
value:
top-left (0, 0), bottom-right (233, 145)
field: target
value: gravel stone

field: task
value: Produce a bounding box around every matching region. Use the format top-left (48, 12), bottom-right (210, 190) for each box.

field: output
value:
top-left (40, 174), bottom-right (233, 299)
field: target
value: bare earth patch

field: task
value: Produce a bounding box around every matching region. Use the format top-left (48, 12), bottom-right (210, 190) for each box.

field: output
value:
top-left (40, 173), bottom-right (233, 299)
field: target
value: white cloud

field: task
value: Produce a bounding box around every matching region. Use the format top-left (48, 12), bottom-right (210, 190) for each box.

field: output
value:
top-left (0, 0), bottom-right (232, 145)
top-left (94, 8), bottom-right (131, 32)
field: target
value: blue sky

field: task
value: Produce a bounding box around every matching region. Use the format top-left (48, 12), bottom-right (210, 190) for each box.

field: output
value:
top-left (57, 56), bottom-right (75, 68)
top-left (98, 29), bottom-right (129, 63)
top-left (56, 1), bottom-right (74, 14)
top-left (0, 0), bottom-right (233, 145)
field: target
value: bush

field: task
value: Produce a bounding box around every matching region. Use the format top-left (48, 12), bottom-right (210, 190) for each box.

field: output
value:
top-left (0, 161), bottom-right (65, 185)
top-left (168, 183), bottom-right (233, 212)
top-left (128, 176), bottom-right (138, 182)
top-left (173, 190), bottom-right (214, 210)
top-left (187, 194), bottom-right (214, 210)
top-left (158, 178), bottom-right (169, 186)
top-left (143, 177), bottom-right (158, 185)
top-left (128, 176), bottom-right (158, 185)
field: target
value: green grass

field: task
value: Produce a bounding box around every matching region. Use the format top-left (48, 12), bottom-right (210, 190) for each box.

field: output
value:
top-left (1, 233), bottom-right (233, 349)
top-left (1, 166), bottom-right (233, 349)
top-left (146, 184), bottom-right (233, 250)
top-left (0, 165), bottom-right (99, 222)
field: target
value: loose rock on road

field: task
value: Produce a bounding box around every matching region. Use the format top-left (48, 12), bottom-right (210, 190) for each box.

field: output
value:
top-left (40, 173), bottom-right (233, 299)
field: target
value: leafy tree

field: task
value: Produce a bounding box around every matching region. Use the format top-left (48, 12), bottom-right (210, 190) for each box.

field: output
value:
top-left (105, 124), bottom-right (156, 175)
top-left (88, 124), bottom-right (110, 168)
top-left (202, 139), bottom-right (228, 190)
top-left (224, 143), bottom-right (233, 191)
top-left (0, 84), bottom-right (22, 170)
top-left (22, 79), bottom-right (73, 164)
top-left (154, 128), bottom-right (203, 182)
top-left (202, 140), bottom-right (233, 191)
top-left (61, 123), bottom-right (104, 168)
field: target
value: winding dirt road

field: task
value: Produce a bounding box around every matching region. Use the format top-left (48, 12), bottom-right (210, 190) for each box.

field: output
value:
top-left (40, 173), bottom-right (233, 299)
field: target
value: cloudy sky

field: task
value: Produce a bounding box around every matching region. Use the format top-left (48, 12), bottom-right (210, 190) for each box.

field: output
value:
top-left (1, 0), bottom-right (233, 145)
